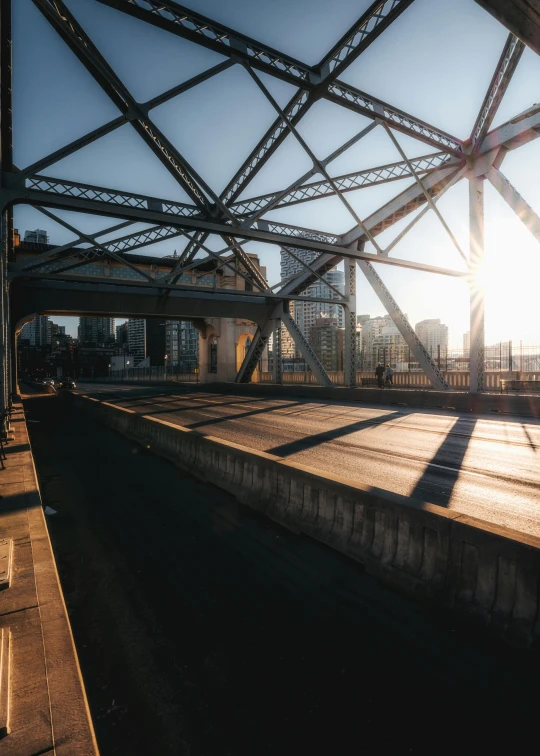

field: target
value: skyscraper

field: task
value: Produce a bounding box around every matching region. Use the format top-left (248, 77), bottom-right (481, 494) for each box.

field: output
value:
top-left (415, 319), bottom-right (449, 358)
top-left (280, 248), bottom-right (345, 356)
top-left (165, 321), bottom-right (198, 370)
top-left (127, 319), bottom-right (167, 366)
top-left (24, 229), bottom-right (49, 244)
top-left (78, 317), bottom-right (115, 345)
top-left (20, 315), bottom-right (51, 347)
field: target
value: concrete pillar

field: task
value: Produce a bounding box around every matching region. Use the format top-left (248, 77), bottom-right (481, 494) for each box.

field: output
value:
top-left (343, 258), bottom-right (357, 387)
top-left (469, 176), bottom-right (485, 394)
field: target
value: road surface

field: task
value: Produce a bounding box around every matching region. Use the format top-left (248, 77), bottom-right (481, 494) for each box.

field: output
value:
top-left (24, 393), bottom-right (539, 755)
top-left (77, 383), bottom-right (540, 537)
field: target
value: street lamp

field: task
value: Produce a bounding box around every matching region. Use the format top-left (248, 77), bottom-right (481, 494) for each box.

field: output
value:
top-left (164, 354), bottom-right (168, 380)
top-left (108, 363), bottom-right (111, 379)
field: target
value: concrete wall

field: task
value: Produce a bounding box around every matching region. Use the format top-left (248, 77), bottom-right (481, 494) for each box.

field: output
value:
top-left (69, 392), bottom-right (540, 647)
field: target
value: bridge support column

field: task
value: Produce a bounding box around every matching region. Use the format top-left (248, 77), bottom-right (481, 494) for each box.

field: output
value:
top-left (343, 258), bottom-right (357, 387)
top-left (469, 176), bottom-right (485, 394)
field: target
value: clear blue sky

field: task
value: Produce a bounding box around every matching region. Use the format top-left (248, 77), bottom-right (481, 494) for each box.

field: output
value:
top-left (12, 0), bottom-right (540, 344)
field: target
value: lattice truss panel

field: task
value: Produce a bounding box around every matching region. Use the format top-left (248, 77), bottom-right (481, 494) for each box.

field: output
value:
top-left (2, 0), bottom-right (538, 388)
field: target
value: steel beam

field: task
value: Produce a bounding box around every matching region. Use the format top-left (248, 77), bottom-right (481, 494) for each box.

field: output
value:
top-left (281, 309), bottom-right (333, 387)
top-left (471, 34), bottom-right (524, 151)
top-left (32, 0), bottom-right (225, 215)
top-left (480, 105), bottom-right (540, 155)
top-left (487, 166), bottom-right (540, 242)
top-left (232, 152), bottom-right (454, 216)
top-left (235, 313), bottom-right (275, 383)
top-left (473, 1), bottom-right (540, 56)
top-left (96, 0), bottom-right (317, 86)
top-left (358, 259), bottom-right (451, 390)
top-left (318, 0), bottom-right (415, 82)
top-left (234, 122), bottom-right (379, 221)
top-left (342, 164), bottom-right (461, 246)
top-left (221, 90), bottom-right (312, 206)
top-left (469, 176), bottom-right (485, 393)
top-left (326, 81), bottom-right (464, 155)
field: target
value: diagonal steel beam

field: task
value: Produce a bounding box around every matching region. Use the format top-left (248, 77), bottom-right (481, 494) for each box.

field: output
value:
top-left (317, 0), bottom-right (415, 82)
top-left (96, 0), bottom-right (318, 86)
top-left (382, 123), bottom-right (467, 262)
top-left (487, 166), bottom-right (540, 242)
top-left (326, 81), bottom-right (464, 155)
top-left (358, 259), bottom-right (450, 389)
top-left (233, 152), bottom-right (455, 216)
top-left (32, 0), bottom-right (228, 216)
top-left (34, 206), bottom-right (155, 281)
top-left (244, 64), bottom-right (385, 253)
top-left (470, 33), bottom-right (524, 151)
top-left (235, 122), bottom-right (379, 222)
top-left (341, 164), bottom-right (461, 246)
top-left (19, 59), bottom-right (234, 179)
top-left (281, 309), bottom-right (334, 387)
top-left (480, 104), bottom-right (540, 156)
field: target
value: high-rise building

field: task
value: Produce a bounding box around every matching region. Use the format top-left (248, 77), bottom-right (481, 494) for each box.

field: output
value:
top-left (20, 315), bottom-right (51, 347)
top-left (24, 229), bottom-right (49, 244)
top-left (50, 322), bottom-right (65, 338)
top-left (127, 319), bottom-right (167, 366)
top-left (361, 315), bottom-right (408, 370)
top-left (165, 321), bottom-right (198, 370)
top-left (78, 317), bottom-right (115, 345)
top-left (463, 331), bottom-right (470, 351)
top-left (415, 319), bottom-right (448, 358)
top-left (310, 316), bottom-right (344, 371)
top-left (280, 248), bottom-right (345, 357)
top-left (116, 322), bottom-right (129, 349)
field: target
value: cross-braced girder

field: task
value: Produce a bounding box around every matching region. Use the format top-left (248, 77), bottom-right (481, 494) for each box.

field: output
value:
top-left (1, 0), bottom-right (537, 396)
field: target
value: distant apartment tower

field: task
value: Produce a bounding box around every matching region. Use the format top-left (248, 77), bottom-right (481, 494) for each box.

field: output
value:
top-left (20, 315), bottom-right (51, 347)
top-left (24, 229), bottom-right (49, 244)
top-left (127, 319), bottom-right (167, 366)
top-left (463, 331), bottom-right (470, 351)
top-left (310, 316), bottom-right (343, 371)
top-left (415, 319), bottom-right (448, 357)
top-left (280, 248), bottom-right (345, 357)
top-left (165, 321), bottom-right (198, 370)
top-left (116, 322), bottom-right (129, 349)
top-left (361, 315), bottom-right (408, 370)
top-left (78, 317), bottom-right (115, 345)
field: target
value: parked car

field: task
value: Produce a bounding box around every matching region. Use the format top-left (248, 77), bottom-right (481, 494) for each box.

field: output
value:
top-left (58, 379), bottom-right (76, 390)
top-left (43, 378), bottom-right (55, 386)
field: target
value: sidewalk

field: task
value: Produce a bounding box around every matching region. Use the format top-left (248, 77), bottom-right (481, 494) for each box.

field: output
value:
top-left (0, 397), bottom-right (98, 755)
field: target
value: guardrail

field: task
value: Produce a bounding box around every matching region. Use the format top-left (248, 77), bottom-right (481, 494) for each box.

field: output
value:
top-left (259, 371), bottom-right (539, 390)
top-left (69, 392), bottom-right (540, 647)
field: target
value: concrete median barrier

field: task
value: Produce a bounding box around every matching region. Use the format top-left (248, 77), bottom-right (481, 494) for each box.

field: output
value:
top-left (69, 392), bottom-right (540, 647)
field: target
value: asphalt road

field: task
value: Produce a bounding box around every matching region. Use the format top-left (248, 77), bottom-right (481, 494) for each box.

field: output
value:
top-left (23, 393), bottom-right (540, 755)
top-left (77, 383), bottom-right (540, 537)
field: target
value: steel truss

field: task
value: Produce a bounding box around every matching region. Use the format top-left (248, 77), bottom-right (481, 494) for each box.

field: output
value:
top-left (0, 0), bottom-right (537, 400)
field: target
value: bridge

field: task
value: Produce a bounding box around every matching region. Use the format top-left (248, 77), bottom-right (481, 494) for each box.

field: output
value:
top-left (1, 1), bottom-right (540, 754)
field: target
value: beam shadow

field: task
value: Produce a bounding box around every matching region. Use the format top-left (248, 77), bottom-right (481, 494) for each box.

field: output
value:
top-left (409, 418), bottom-right (477, 507)
top-left (171, 401), bottom-right (308, 428)
top-left (267, 411), bottom-right (402, 457)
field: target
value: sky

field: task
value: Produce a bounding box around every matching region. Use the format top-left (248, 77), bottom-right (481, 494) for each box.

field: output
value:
top-left (11, 0), bottom-right (540, 344)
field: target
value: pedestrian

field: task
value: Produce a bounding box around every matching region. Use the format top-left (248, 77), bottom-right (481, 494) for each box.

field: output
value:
top-left (375, 362), bottom-right (385, 388)
top-left (385, 363), bottom-right (393, 386)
